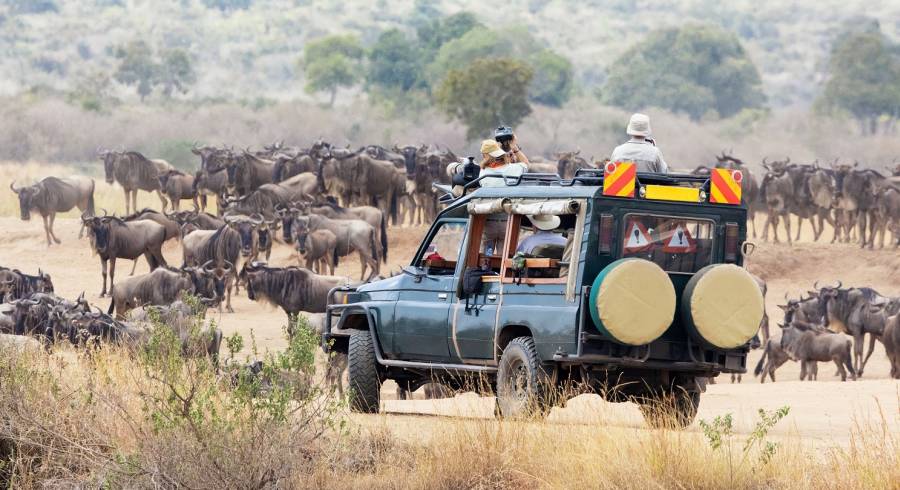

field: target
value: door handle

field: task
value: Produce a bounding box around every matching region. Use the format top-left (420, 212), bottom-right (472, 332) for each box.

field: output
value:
top-left (487, 294), bottom-right (497, 301)
top-left (437, 293), bottom-right (448, 300)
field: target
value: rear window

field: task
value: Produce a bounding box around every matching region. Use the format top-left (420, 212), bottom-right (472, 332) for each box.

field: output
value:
top-left (619, 214), bottom-right (714, 273)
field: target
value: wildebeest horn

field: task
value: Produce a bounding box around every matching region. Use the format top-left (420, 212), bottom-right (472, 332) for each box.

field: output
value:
top-left (251, 213), bottom-right (263, 225)
top-left (9, 181), bottom-right (20, 193)
top-left (223, 261), bottom-right (234, 271)
top-left (784, 292), bottom-right (790, 302)
top-left (813, 280), bottom-right (820, 290)
top-left (834, 280), bottom-right (842, 289)
top-left (201, 260), bottom-right (215, 272)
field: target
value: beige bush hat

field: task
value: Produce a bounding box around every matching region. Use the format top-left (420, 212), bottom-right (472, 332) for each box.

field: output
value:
top-left (626, 113), bottom-right (651, 137)
top-left (480, 139), bottom-right (506, 158)
top-left (529, 214), bottom-right (561, 231)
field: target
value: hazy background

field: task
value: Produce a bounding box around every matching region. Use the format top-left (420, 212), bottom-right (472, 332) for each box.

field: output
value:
top-left (2, 0), bottom-right (899, 172)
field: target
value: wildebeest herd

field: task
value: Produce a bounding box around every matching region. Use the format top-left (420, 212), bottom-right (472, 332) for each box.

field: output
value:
top-left (3, 141), bottom-right (900, 389)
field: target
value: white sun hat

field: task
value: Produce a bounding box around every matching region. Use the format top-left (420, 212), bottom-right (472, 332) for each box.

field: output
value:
top-left (529, 214), bottom-right (561, 231)
top-left (626, 113), bottom-right (652, 137)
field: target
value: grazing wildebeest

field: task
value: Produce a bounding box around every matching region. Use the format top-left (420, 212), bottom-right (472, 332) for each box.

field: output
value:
top-left (127, 301), bottom-right (223, 361)
top-left (107, 263), bottom-right (227, 319)
top-left (181, 223), bottom-right (244, 312)
top-left (10, 176), bottom-right (95, 246)
top-left (322, 151), bottom-right (399, 223)
top-left (282, 213), bottom-right (381, 281)
top-left (818, 282), bottom-right (893, 377)
top-left (295, 227), bottom-right (338, 275)
top-left (760, 158), bottom-right (795, 244)
top-left (100, 150), bottom-right (172, 214)
top-left (82, 214), bottom-right (169, 296)
top-left (779, 320), bottom-right (856, 381)
top-left (158, 169), bottom-right (198, 212)
top-left (224, 151), bottom-right (274, 197)
top-left (0, 268), bottom-right (54, 301)
top-left (238, 262), bottom-right (349, 332)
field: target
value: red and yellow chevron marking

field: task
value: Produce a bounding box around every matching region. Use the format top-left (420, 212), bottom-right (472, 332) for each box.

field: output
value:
top-left (603, 161), bottom-right (636, 197)
top-left (710, 168), bottom-right (742, 204)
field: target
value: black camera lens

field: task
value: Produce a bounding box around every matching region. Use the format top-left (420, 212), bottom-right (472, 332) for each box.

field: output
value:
top-left (495, 134), bottom-right (513, 143)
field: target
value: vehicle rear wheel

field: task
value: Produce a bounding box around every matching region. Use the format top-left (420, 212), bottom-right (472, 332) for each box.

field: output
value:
top-left (496, 337), bottom-right (550, 418)
top-left (636, 387), bottom-right (700, 430)
top-left (347, 330), bottom-right (381, 413)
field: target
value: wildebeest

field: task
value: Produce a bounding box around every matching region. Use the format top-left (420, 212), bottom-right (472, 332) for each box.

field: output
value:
top-left (169, 210), bottom-right (225, 235)
top-left (805, 164), bottom-right (839, 242)
top-left (818, 282), bottom-right (893, 377)
top-left (282, 213), bottom-right (381, 281)
top-left (82, 214), bottom-right (169, 296)
top-left (754, 336), bottom-right (791, 383)
top-left (181, 223), bottom-right (244, 312)
top-left (873, 184), bottom-right (900, 248)
top-left (321, 151), bottom-right (399, 223)
top-left (831, 161), bottom-right (883, 248)
top-left (239, 262), bottom-right (349, 333)
top-left (158, 169), bottom-right (198, 212)
top-left (100, 150), bottom-right (172, 214)
top-left (0, 268), bottom-right (54, 302)
top-left (272, 152), bottom-right (318, 183)
top-left (222, 184), bottom-right (294, 219)
top-left (127, 301), bottom-right (223, 361)
top-left (295, 228), bottom-right (338, 275)
top-left (224, 151), bottom-right (274, 197)
top-left (107, 263), bottom-right (227, 319)
top-left (306, 199), bottom-right (387, 261)
top-left (760, 158), bottom-right (795, 244)
top-left (556, 150), bottom-right (593, 180)
top-left (10, 176), bottom-right (95, 246)
top-left (883, 312), bottom-right (900, 378)
top-left (779, 320), bottom-right (856, 381)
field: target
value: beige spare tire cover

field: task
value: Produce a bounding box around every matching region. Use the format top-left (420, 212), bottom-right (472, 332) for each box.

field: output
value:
top-left (589, 258), bottom-right (676, 346)
top-left (682, 264), bottom-right (764, 349)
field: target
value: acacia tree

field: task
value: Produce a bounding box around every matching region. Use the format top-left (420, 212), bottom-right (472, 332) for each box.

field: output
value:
top-left (601, 25), bottom-right (765, 120)
top-left (114, 42), bottom-right (195, 101)
top-left (818, 24), bottom-right (900, 135)
top-left (436, 57), bottom-right (533, 140)
top-left (300, 35), bottom-right (364, 106)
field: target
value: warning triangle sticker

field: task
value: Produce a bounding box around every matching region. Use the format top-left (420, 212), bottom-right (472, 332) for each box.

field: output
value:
top-left (662, 224), bottom-right (696, 253)
top-left (623, 221), bottom-right (653, 252)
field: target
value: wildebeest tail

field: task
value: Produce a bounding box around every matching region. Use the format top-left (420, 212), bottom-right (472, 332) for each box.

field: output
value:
top-left (369, 228), bottom-right (379, 264)
top-left (753, 347), bottom-right (768, 377)
top-left (380, 212), bottom-right (388, 263)
top-left (86, 179), bottom-right (96, 216)
top-left (332, 243), bottom-right (340, 269)
top-left (389, 190), bottom-right (398, 226)
top-left (107, 294), bottom-right (115, 315)
top-left (193, 171), bottom-right (202, 193)
top-left (844, 355), bottom-right (855, 378)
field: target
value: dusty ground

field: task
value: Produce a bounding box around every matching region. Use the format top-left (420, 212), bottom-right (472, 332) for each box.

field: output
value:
top-left (0, 211), bottom-right (897, 447)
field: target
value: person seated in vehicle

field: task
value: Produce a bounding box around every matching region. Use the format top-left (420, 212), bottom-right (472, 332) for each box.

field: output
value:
top-left (494, 126), bottom-right (529, 164)
top-left (517, 215), bottom-right (566, 257)
top-left (609, 113), bottom-right (669, 174)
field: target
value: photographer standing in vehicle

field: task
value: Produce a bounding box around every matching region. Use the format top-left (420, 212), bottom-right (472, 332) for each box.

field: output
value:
top-left (610, 113), bottom-right (668, 174)
top-left (494, 126), bottom-right (529, 164)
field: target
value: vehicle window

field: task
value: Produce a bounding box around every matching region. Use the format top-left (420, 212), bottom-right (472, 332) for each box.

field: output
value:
top-left (620, 215), bottom-right (714, 273)
top-left (505, 215), bottom-right (573, 281)
top-left (418, 222), bottom-right (467, 276)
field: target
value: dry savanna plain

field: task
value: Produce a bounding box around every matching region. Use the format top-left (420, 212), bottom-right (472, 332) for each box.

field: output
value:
top-left (0, 163), bottom-right (897, 488)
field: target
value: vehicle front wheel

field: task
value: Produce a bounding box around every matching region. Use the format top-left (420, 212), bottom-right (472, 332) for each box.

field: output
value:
top-left (347, 330), bottom-right (381, 413)
top-left (636, 387), bottom-right (700, 430)
top-left (496, 336), bottom-right (551, 418)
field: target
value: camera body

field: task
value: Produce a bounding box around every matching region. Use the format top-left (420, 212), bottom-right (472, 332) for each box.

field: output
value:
top-left (451, 156), bottom-right (480, 187)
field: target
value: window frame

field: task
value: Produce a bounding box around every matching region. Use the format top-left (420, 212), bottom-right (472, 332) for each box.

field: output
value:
top-left (618, 212), bottom-right (717, 275)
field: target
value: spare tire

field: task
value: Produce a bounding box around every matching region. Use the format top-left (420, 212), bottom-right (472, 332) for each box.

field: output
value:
top-left (682, 264), bottom-right (764, 349)
top-left (588, 258), bottom-right (676, 346)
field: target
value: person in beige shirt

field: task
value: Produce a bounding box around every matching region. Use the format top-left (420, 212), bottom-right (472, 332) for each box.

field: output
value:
top-left (609, 113), bottom-right (669, 174)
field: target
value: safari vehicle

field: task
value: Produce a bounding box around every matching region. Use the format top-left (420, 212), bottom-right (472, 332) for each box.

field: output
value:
top-left (323, 163), bottom-right (764, 427)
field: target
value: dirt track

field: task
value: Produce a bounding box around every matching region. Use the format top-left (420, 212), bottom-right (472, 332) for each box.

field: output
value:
top-left (0, 216), bottom-right (897, 445)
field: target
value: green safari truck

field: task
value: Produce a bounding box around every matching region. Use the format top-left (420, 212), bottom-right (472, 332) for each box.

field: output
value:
top-left (323, 165), bottom-right (764, 427)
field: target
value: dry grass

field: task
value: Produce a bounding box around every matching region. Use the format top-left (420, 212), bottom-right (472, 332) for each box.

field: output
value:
top-left (0, 340), bottom-right (896, 489)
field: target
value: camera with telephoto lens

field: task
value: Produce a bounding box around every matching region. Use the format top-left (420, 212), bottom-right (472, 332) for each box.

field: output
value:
top-left (451, 156), bottom-right (480, 187)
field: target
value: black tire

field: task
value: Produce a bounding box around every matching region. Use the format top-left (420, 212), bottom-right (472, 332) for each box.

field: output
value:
top-left (636, 387), bottom-right (700, 430)
top-left (347, 330), bottom-right (381, 413)
top-left (496, 337), bottom-right (551, 418)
